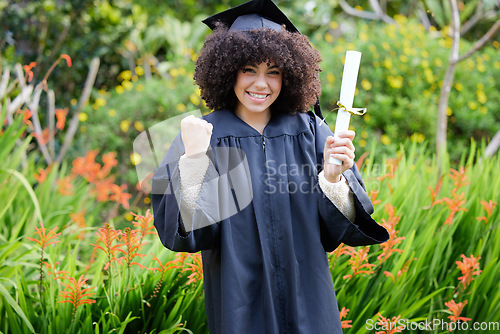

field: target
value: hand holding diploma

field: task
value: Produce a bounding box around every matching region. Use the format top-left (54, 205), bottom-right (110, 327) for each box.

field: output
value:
top-left (329, 51), bottom-right (366, 166)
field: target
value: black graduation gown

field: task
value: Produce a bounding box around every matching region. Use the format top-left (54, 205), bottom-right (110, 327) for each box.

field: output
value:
top-left (152, 109), bottom-right (389, 334)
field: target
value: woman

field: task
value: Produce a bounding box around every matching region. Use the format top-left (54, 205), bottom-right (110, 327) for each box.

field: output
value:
top-left (152, 0), bottom-right (389, 332)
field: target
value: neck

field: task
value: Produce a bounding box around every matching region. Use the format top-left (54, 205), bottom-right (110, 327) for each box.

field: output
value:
top-left (234, 108), bottom-right (271, 134)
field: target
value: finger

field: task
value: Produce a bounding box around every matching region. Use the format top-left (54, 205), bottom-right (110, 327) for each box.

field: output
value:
top-left (331, 137), bottom-right (355, 152)
top-left (329, 147), bottom-right (355, 160)
top-left (325, 136), bottom-right (335, 146)
top-left (336, 130), bottom-right (355, 141)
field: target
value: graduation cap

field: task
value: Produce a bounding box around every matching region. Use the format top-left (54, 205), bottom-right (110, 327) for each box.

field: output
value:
top-left (202, 0), bottom-right (299, 33)
top-left (202, 0), bottom-right (324, 118)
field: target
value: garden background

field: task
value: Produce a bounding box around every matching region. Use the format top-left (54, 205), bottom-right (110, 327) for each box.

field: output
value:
top-left (1, 0), bottom-right (499, 333)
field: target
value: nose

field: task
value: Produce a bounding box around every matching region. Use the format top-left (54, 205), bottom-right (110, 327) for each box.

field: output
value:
top-left (254, 73), bottom-right (268, 90)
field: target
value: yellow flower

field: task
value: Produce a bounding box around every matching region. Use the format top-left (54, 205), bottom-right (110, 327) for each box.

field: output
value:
top-left (354, 88), bottom-right (359, 96)
top-left (424, 68), bottom-right (434, 83)
top-left (394, 14), bottom-right (407, 24)
top-left (381, 134), bottom-right (391, 145)
top-left (78, 112), bottom-right (88, 122)
top-left (132, 75), bottom-right (138, 82)
top-left (130, 152), bottom-right (142, 165)
top-left (176, 103), bottom-right (186, 112)
top-left (169, 68), bottom-right (179, 77)
top-left (468, 101), bottom-right (477, 110)
top-left (122, 80), bottom-right (133, 90)
top-left (446, 107), bottom-right (453, 116)
top-left (369, 45), bottom-right (377, 53)
top-left (190, 94), bottom-right (200, 105)
top-left (387, 75), bottom-right (403, 89)
top-left (359, 139), bottom-right (367, 148)
top-left (399, 55), bottom-right (408, 63)
top-left (466, 59), bottom-right (475, 70)
top-left (108, 109), bottom-right (116, 117)
top-left (429, 26), bottom-right (437, 33)
top-left (116, 85), bottom-right (125, 94)
top-left (134, 121), bottom-right (144, 132)
top-left (382, 42), bottom-right (390, 51)
top-left (178, 67), bottom-right (187, 76)
top-left (136, 83), bottom-right (144, 92)
top-left (361, 130), bottom-right (368, 138)
top-left (325, 33), bottom-right (334, 43)
top-left (329, 21), bottom-right (339, 30)
top-left (120, 120), bottom-right (130, 132)
top-left (421, 60), bottom-right (429, 68)
top-left (80, 125), bottom-right (86, 132)
top-left (482, 54), bottom-right (490, 61)
top-left (327, 73), bottom-right (335, 84)
top-left (71, 99), bottom-right (77, 106)
top-left (421, 50), bottom-right (429, 58)
top-left (383, 58), bottom-right (393, 69)
top-left (333, 45), bottom-right (344, 54)
top-left (125, 213), bottom-right (133, 221)
top-left (411, 133), bottom-right (425, 143)
top-left (135, 66), bottom-right (144, 76)
top-left (455, 83), bottom-right (464, 91)
top-left (346, 42), bottom-right (356, 50)
top-left (364, 114), bottom-right (371, 121)
top-left (95, 97), bottom-right (106, 107)
top-left (144, 197), bottom-right (151, 204)
top-left (354, 5), bottom-right (363, 10)
top-left (120, 70), bottom-right (132, 81)
top-left (477, 90), bottom-right (487, 104)
top-left (493, 41), bottom-right (499, 48)
top-left (361, 79), bottom-right (372, 90)
top-left (477, 63), bottom-right (485, 72)
top-left (98, 89), bottom-right (107, 96)
top-left (359, 32), bottom-right (368, 42)
top-left (477, 83), bottom-right (484, 90)
top-left (479, 106), bottom-right (487, 114)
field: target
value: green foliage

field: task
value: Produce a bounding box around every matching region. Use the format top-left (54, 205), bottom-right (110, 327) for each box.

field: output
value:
top-left (313, 16), bottom-right (500, 160)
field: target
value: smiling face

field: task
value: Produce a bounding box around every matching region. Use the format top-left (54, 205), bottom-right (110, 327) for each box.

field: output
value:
top-left (233, 61), bottom-right (282, 120)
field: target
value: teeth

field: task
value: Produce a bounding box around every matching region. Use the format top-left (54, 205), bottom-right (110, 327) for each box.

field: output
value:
top-left (248, 92), bottom-right (268, 99)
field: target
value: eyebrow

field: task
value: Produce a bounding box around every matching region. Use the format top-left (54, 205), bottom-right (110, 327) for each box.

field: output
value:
top-left (246, 64), bottom-right (280, 70)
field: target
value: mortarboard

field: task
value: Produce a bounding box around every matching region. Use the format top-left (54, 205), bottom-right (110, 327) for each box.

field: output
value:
top-left (202, 0), bottom-right (299, 33)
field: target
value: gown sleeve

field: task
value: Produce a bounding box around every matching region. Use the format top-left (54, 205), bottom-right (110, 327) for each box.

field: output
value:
top-left (309, 112), bottom-right (389, 252)
top-left (151, 133), bottom-right (221, 253)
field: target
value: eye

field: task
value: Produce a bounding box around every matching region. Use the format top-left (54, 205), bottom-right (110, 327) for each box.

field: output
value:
top-left (242, 68), bottom-right (256, 74)
top-left (268, 70), bottom-right (281, 75)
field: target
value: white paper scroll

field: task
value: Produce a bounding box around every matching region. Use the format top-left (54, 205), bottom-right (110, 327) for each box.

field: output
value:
top-left (329, 51), bottom-right (362, 165)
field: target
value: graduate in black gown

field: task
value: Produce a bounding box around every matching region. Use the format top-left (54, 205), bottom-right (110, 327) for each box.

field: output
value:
top-left (152, 0), bottom-right (389, 332)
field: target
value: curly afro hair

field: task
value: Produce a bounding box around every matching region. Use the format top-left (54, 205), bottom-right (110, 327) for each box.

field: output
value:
top-left (194, 24), bottom-right (322, 115)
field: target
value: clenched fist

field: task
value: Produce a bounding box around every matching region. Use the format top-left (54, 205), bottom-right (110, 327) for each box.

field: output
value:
top-left (181, 115), bottom-right (213, 157)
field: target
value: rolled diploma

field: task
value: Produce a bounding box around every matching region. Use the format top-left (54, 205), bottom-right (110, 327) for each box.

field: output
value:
top-left (329, 51), bottom-right (362, 165)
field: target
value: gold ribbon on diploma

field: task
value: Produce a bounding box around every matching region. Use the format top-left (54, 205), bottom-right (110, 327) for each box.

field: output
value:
top-left (319, 101), bottom-right (367, 126)
top-left (332, 101), bottom-right (367, 116)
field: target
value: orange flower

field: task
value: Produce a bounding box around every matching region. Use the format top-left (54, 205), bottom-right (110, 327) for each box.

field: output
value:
top-left (109, 183), bottom-right (132, 209)
top-left (449, 167), bottom-right (469, 192)
top-left (328, 243), bottom-right (354, 268)
top-left (476, 199), bottom-right (497, 223)
top-left (339, 307), bottom-right (352, 329)
top-left (55, 108), bottom-right (68, 130)
top-left (97, 152), bottom-right (118, 179)
top-left (91, 223), bottom-right (123, 270)
top-left (148, 253), bottom-right (184, 298)
top-left (70, 211), bottom-right (86, 240)
top-left (44, 261), bottom-right (68, 281)
top-left (92, 179), bottom-right (115, 202)
top-left (22, 62), bottom-right (36, 82)
top-left (378, 204), bottom-right (404, 263)
top-left (117, 227), bottom-right (146, 268)
top-left (60, 54), bottom-right (72, 67)
top-left (456, 254), bottom-right (481, 289)
top-left (19, 108), bottom-right (33, 129)
top-left (427, 174), bottom-right (444, 206)
top-left (56, 175), bottom-right (75, 196)
top-left (384, 258), bottom-right (415, 283)
top-left (376, 155), bottom-right (402, 182)
top-left (33, 165), bottom-right (53, 184)
top-left (375, 313), bottom-right (404, 334)
top-left (26, 221), bottom-right (61, 250)
top-left (58, 274), bottom-right (95, 319)
top-left (444, 299), bottom-right (471, 329)
top-left (434, 192), bottom-right (468, 225)
top-left (369, 190), bottom-right (381, 206)
top-left (181, 253), bottom-right (204, 285)
top-left (33, 128), bottom-right (52, 146)
top-left (131, 209), bottom-right (157, 243)
top-left (343, 246), bottom-right (376, 280)
top-left (71, 150), bottom-right (101, 182)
